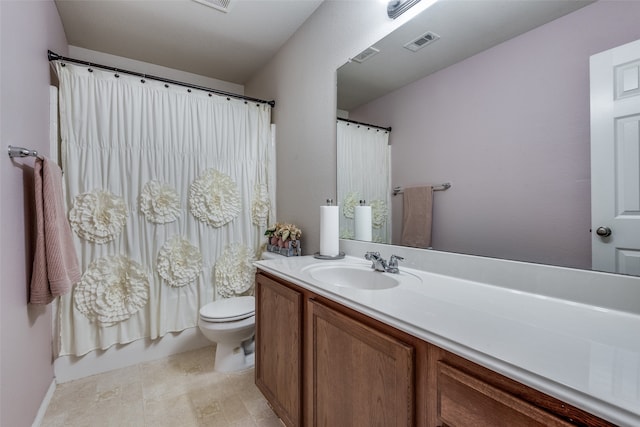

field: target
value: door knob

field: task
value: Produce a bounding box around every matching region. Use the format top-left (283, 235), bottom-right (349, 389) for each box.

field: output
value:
top-left (596, 226), bottom-right (612, 237)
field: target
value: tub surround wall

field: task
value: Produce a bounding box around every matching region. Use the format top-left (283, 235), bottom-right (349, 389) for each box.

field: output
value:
top-left (349, 1), bottom-right (640, 270)
top-left (0, 1), bottom-right (68, 426)
top-left (54, 328), bottom-right (209, 383)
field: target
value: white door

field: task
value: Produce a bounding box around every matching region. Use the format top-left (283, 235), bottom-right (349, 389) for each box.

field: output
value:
top-left (590, 39), bottom-right (640, 275)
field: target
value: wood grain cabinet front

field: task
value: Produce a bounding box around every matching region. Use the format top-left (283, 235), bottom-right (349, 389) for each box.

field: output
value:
top-left (436, 362), bottom-right (573, 427)
top-left (309, 299), bottom-right (415, 427)
top-left (429, 348), bottom-right (617, 427)
top-left (255, 273), bottom-right (303, 427)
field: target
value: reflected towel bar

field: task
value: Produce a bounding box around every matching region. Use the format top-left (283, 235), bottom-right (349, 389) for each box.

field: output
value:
top-left (393, 183), bottom-right (451, 196)
top-left (8, 145), bottom-right (43, 160)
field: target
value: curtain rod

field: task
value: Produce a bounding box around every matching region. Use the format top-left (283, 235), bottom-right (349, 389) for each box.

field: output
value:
top-left (47, 50), bottom-right (275, 108)
top-left (337, 117), bottom-right (392, 132)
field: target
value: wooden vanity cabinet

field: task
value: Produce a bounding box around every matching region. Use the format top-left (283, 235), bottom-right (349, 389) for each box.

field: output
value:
top-left (255, 271), bottom-right (616, 427)
top-left (256, 271), bottom-right (423, 427)
top-left (255, 273), bottom-right (303, 427)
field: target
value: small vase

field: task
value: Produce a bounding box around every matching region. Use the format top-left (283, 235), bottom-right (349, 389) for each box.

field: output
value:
top-left (277, 238), bottom-right (285, 248)
top-left (270, 236), bottom-right (278, 245)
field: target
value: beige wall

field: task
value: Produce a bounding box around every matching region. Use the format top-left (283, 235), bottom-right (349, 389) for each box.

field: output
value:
top-left (245, 0), bottom-right (418, 254)
top-left (0, 1), bottom-right (68, 425)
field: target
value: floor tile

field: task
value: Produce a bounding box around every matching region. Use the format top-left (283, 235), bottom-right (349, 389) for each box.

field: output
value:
top-left (40, 346), bottom-right (278, 427)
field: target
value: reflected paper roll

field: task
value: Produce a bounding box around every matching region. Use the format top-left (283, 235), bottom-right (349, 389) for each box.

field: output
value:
top-left (354, 205), bottom-right (372, 242)
top-left (320, 205), bottom-right (339, 256)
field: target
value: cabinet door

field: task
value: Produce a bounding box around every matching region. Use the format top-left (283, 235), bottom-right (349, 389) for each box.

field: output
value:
top-left (310, 299), bottom-right (414, 427)
top-left (255, 274), bottom-right (302, 427)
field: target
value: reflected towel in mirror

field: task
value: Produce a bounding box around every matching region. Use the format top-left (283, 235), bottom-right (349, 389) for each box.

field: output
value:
top-left (401, 186), bottom-right (433, 248)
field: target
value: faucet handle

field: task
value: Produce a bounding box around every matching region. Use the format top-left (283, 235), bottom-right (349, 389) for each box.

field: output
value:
top-left (364, 251), bottom-right (381, 260)
top-left (388, 255), bottom-right (404, 268)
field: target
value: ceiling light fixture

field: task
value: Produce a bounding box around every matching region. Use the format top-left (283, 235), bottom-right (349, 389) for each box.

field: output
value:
top-left (387, 0), bottom-right (422, 19)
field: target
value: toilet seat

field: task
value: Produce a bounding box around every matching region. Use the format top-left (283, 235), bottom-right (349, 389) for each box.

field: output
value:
top-left (199, 296), bottom-right (255, 323)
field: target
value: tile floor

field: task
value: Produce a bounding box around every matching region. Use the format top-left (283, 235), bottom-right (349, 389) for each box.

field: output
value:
top-left (41, 345), bottom-right (282, 427)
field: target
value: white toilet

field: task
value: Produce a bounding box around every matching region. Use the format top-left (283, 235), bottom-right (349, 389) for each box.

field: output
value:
top-left (198, 295), bottom-right (256, 372)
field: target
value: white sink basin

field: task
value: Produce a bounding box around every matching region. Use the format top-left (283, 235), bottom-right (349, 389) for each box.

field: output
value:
top-left (302, 263), bottom-right (403, 290)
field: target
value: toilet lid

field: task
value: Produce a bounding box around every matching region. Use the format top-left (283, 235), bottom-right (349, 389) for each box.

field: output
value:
top-left (199, 296), bottom-right (255, 322)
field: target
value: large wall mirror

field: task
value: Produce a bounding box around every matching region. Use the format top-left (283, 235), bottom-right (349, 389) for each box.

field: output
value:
top-left (337, 0), bottom-right (640, 276)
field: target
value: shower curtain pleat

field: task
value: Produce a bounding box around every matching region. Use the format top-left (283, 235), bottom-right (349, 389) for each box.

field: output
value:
top-left (55, 63), bottom-right (273, 356)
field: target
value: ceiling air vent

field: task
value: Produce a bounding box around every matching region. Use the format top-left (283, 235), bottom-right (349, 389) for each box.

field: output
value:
top-left (192, 0), bottom-right (231, 13)
top-left (404, 31), bottom-right (440, 52)
top-left (352, 47), bottom-right (380, 64)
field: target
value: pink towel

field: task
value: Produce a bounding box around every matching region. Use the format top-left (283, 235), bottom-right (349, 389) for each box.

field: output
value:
top-left (401, 186), bottom-right (434, 249)
top-left (30, 157), bottom-right (81, 304)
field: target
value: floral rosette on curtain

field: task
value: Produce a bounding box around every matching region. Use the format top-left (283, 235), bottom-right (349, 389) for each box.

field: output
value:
top-left (214, 243), bottom-right (257, 298)
top-left (189, 169), bottom-right (241, 228)
top-left (251, 184), bottom-right (271, 226)
top-left (342, 191), bottom-right (359, 220)
top-left (74, 255), bottom-right (149, 327)
top-left (69, 190), bottom-right (128, 244)
top-left (157, 236), bottom-right (203, 287)
top-left (139, 180), bottom-right (181, 224)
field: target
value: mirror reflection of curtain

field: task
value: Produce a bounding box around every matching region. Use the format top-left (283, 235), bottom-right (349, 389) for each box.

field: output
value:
top-left (337, 120), bottom-right (391, 243)
top-left (54, 62), bottom-right (274, 356)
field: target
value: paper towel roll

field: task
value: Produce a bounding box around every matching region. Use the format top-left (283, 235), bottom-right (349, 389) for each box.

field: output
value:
top-left (354, 205), bottom-right (372, 242)
top-left (320, 205), bottom-right (339, 257)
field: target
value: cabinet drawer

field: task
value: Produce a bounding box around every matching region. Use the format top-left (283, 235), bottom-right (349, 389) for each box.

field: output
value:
top-left (437, 362), bottom-right (573, 427)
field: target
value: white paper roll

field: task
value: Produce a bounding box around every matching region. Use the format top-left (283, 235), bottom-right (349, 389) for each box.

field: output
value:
top-left (354, 205), bottom-right (372, 242)
top-left (319, 205), bottom-right (339, 256)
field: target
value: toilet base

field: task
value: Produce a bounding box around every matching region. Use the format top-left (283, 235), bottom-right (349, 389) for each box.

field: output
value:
top-left (213, 338), bottom-right (255, 372)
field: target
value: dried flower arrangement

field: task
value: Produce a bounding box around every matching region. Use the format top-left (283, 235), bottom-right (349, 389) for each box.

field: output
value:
top-left (265, 222), bottom-right (302, 256)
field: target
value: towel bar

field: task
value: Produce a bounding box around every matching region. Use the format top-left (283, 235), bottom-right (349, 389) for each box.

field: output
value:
top-left (393, 183), bottom-right (451, 196)
top-left (8, 145), bottom-right (43, 160)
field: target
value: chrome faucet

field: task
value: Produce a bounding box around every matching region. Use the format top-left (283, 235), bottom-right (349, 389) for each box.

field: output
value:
top-left (386, 255), bottom-right (404, 274)
top-left (364, 252), bottom-right (404, 274)
top-left (365, 252), bottom-right (387, 272)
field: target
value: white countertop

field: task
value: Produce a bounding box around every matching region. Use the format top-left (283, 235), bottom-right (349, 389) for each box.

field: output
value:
top-left (255, 254), bottom-right (640, 427)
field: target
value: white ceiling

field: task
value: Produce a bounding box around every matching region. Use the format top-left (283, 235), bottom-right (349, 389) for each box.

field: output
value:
top-left (55, 0), bottom-right (595, 101)
top-left (337, 0), bottom-right (594, 111)
top-left (55, 0), bottom-right (324, 84)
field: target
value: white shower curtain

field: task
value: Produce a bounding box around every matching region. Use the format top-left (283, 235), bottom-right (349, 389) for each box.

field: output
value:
top-left (337, 120), bottom-right (391, 243)
top-left (54, 63), bottom-right (274, 356)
